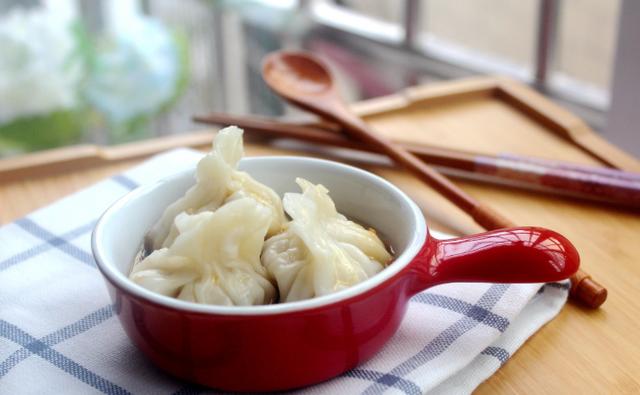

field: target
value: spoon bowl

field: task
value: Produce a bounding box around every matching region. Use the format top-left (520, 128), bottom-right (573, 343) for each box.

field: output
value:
top-left (263, 52), bottom-right (334, 97)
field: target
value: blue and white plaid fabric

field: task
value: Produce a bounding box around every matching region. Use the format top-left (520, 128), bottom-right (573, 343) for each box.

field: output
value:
top-left (0, 149), bottom-right (570, 394)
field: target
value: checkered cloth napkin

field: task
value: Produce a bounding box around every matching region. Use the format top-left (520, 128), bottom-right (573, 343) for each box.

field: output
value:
top-left (0, 149), bottom-right (571, 394)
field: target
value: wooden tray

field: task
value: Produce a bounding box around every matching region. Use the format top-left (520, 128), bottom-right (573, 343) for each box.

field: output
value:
top-left (2, 77), bottom-right (639, 394)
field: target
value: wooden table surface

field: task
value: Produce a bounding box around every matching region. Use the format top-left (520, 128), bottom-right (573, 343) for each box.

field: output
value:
top-left (2, 78), bottom-right (639, 394)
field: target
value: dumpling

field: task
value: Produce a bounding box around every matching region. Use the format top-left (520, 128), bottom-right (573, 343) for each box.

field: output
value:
top-left (130, 197), bottom-right (277, 306)
top-left (145, 126), bottom-right (286, 251)
top-left (261, 178), bottom-right (392, 302)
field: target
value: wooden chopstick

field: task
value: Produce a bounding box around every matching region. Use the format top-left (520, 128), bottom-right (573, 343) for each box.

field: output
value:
top-left (193, 113), bottom-right (640, 209)
top-left (283, 118), bottom-right (640, 182)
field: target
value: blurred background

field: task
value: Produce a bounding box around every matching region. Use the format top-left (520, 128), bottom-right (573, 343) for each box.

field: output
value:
top-left (1, 0), bottom-right (635, 157)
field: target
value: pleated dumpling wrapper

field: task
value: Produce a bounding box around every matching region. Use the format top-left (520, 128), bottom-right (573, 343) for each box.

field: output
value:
top-left (145, 126), bottom-right (286, 251)
top-left (130, 198), bottom-right (277, 305)
top-left (261, 178), bottom-right (393, 303)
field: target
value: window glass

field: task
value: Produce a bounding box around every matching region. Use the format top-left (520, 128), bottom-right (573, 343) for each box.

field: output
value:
top-left (337, 0), bottom-right (402, 24)
top-left (554, 0), bottom-right (621, 91)
top-left (423, 0), bottom-right (537, 70)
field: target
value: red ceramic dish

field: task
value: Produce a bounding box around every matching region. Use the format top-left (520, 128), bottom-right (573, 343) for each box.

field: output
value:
top-left (92, 157), bottom-right (579, 392)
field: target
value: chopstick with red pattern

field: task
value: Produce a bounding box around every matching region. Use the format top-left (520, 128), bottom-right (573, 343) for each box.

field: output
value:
top-left (193, 113), bottom-right (640, 209)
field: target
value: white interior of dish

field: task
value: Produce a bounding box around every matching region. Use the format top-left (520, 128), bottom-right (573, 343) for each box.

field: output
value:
top-left (92, 156), bottom-right (427, 315)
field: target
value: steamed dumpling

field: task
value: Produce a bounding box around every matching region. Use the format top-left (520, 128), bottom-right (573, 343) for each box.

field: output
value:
top-left (146, 126), bottom-right (286, 251)
top-left (261, 178), bottom-right (392, 302)
top-left (130, 198), bottom-right (277, 306)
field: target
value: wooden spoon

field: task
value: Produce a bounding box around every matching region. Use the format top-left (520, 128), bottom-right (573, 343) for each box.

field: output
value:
top-left (262, 50), bottom-right (606, 308)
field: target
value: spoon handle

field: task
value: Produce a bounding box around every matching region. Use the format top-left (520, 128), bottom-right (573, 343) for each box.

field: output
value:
top-left (336, 113), bottom-right (475, 210)
top-left (328, 107), bottom-right (606, 308)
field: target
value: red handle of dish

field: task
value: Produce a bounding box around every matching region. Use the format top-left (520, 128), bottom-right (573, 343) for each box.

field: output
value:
top-left (408, 227), bottom-right (580, 293)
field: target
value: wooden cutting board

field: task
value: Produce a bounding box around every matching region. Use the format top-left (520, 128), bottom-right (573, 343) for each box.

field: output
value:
top-left (2, 77), bottom-right (639, 394)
